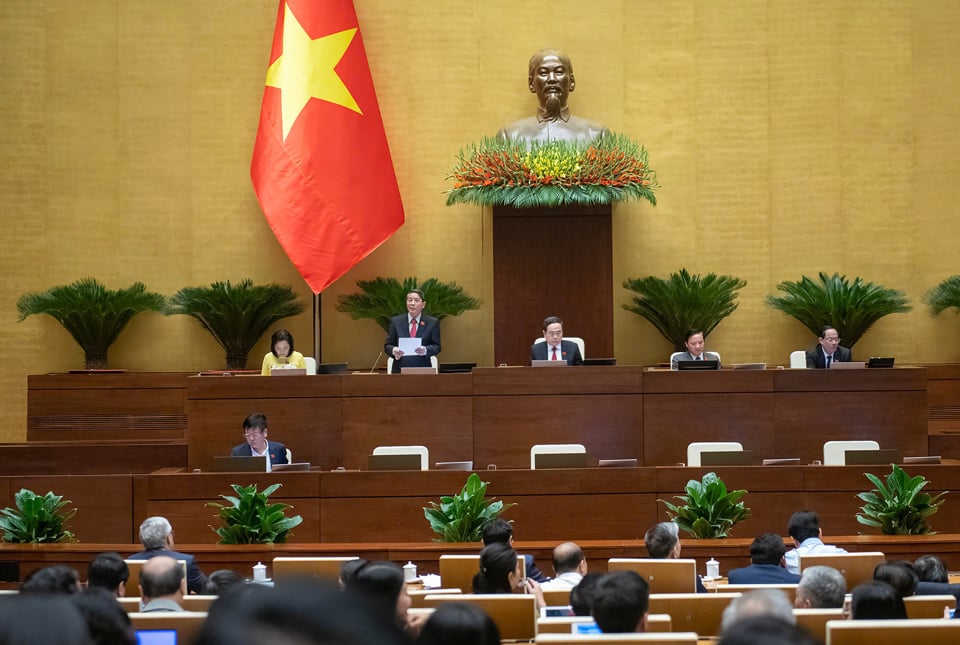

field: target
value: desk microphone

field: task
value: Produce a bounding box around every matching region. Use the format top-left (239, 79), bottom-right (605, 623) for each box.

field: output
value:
top-left (369, 351), bottom-right (384, 373)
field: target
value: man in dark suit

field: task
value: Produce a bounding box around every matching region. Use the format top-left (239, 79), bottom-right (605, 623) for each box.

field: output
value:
top-left (727, 533), bottom-right (801, 584)
top-left (231, 412), bottom-right (288, 470)
top-left (805, 325), bottom-right (852, 368)
top-left (530, 315), bottom-right (583, 365)
top-left (670, 329), bottom-right (721, 369)
top-left (128, 516), bottom-right (208, 594)
top-left (384, 288), bottom-right (441, 373)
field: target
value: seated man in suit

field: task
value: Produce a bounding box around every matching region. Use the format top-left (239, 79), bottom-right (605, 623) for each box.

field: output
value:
top-left (805, 325), bottom-right (852, 368)
top-left (140, 555), bottom-right (185, 612)
top-left (86, 551), bottom-right (129, 598)
top-left (727, 533), bottom-right (801, 584)
top-left (231, 412), bottom-right (288, 471)
top-left (794, 565), bottom-right (846, 608)
top-left (670, 329), bottom-right (720, 369)
top-left (643, 521), bottom-right (707, 593)
top-left (913, 555), bottom-right (960, 601)
top-left (481, 519), bottom-right (549, 583)
top-left (530, 315), bottom-right (583, 365)
top-left (592, 570), bottom-right (650, 633)
top-left (384, 288), bottom-right (441, 373)
top-left (128, 516), bottom-right (207, 594)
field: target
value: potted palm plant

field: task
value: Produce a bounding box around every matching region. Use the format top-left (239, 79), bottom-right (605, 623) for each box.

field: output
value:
top-left (16, 277), bottom-right (165, 370)
top-left (766, 272), bottom-right (911, 348)
top-left (423, 473), bottom-right (515, 543)
top-left (925, 276), bottom-right (960, 319)
top-left (336, 277), bottom-right (481, 332)
top-left (207, 483), bottom-right (303, 544)
top-left (166, 279), bottom-right (305, 369)
top-left (659, 472), bottom-right (751, 538)
top-left (622, 269), bottom-right (747, 351)
top-left (0, 488), bottom-right (77, 543)
top-left (856, 464), bottom-right (946, 535)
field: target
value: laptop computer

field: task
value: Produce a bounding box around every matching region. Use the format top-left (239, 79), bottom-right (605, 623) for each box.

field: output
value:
top-left (315, 362), bottom-right (348, 374)
top-left (533, 452), bottom-right (588, 469)
top-left (211, 456), bottom-right (266, 472)
top-left (867, 357), bottom-right (896, 368)
top-left (582, 358), bottom-right (617, 366)
top-left (271, 462), bottom-right (311, 472)
top-left (843, 449), bottom-right (900, 465)
top-left (830, 361), bottom-right (866, 369)
top-left (699, 450), bottom-right (756, 466)
top-left (368, 453), bottom-right (422, 471)
top-left (531, 360), bottom-right (568, 367)
top-left (270, 368), bottom-right (307, 376)
top-left (677, 359), bottom-right (720, 371)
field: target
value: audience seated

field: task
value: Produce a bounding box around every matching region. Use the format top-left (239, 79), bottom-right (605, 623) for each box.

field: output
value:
top-left (416, 601), bottom-right (501, 645)
top-left (721, 589), bottom-right (796, 633)
top-left (481, 519), bottom-right (549, 583)
top-left (202, 569), bottom-right (244, 595)
top-left (643, 521), bottom-right (707, 593)
top-left (140, 555), bottom-right (185, 612)
top-left (850, 580), bottom-right (908, 619)
top-left (913, 554), bottom-right (960, 601)
top-left (345, 560), bottom-right (425, 638)
top-left (569, 572), bottom-right (603, 616)
top-left (71, 587), bottom-right (136, 645)
top-left (794, 565), bottom-right (846, 609)
top-left (86, 552), bottom-right (129, 598)
top-left (340, 558), bottom-right (369, 588)
top-left (20, 565), bottom-right (80, 594)
top-left (541, 542), bottom-right (587, 591)
top-left (784, 511), bottom-right (846, 575)
top-left (472, 542), bottom-right (546, 609)
top-left (591, 570), bottom-right (649, 633)
top-left (719, 615), bottom-right (820, 645)
top-left (727, 533), bottom-right (801, 584)
top-left (0, 594), bottom-right (94, 645)
top-left (873, 560), bottom-right (919, 598)
top-left (128, 516), bottom-right (208, 594)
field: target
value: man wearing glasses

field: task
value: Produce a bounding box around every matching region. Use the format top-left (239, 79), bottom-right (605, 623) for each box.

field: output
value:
top-left (231, 412), bottom-right (289, 471)
top-left (805, 326), bottom-right (852, 369)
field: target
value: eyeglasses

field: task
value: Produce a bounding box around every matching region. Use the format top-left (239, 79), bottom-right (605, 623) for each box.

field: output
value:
top-left (823, 337), bottom-right (841, 343)
top-left (243, 431), bottom-right (264, 438)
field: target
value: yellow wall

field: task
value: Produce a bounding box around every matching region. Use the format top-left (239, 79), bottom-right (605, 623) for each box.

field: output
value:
top-left (2, 1), bottom-right (959, 441)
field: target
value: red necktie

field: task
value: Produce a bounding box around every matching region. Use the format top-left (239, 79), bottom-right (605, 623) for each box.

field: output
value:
top-left (409, 319), bottom-right (418, 338)
top-left (551, 346), bottom-right (558, 361)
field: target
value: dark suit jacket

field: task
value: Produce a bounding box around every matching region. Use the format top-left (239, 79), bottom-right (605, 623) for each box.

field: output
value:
top-left (530, 339), bottom-right (583, 366)
top-left (805, 344), bottom-right (852, 369)
top-left (231, 440), bottom-right (289, 465)
top-left (727, 563), bottom-right (802, 585)
top-left (384, 314), bottom-right (441, 373)
top-left (128, 547), bottom-right (208, 594)
top-left (917, 580), bottom-right (960, 603)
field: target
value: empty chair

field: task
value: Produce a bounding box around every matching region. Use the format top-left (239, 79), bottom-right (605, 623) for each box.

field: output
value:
top-left (648, 593), bottom-right (741, 637)
top-left (180, 595), bottom-right (218, 612)
top-left (799, 552), bottom-right (885, 589)
top-left (535, 634), bottom-right (698, 644)
top-left (372, 445), bottom-right (429, 470)
top-left (386, 355), bottom-right (439, 374)
top-left (533, 336), bottom-right (586, 360)
top-left (823, 440), bottom-right (880, 466)
top-left (826, 618), bottom-right (960, 645)
top-left (607, 559), bottom-right (698, 594)
top-left (541, 588), bottom-right (573, 608)
top-left (686, 442), bottom-right (743, 467)
top-left (408, 588), bottom-right (462, 609)
top-left (423, 594), bottom-right (537, 642)
top-left (304, 357), bottom-right (317, 375)
top-left (272, 556), bottom-right (359, 581)
top-left (790, 350), bottom-right (807, 369)
top-left (530, 443), bottom-right (587, 469)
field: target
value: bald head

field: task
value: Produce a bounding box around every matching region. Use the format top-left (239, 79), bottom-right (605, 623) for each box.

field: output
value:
top-left (140, 556), bottom-right (184, 602)
top-left (552, 542), bottom-right (586, 576)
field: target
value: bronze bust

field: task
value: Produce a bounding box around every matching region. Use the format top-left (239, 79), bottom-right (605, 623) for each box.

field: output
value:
top-left (497, 49), bottom-right (609, 143)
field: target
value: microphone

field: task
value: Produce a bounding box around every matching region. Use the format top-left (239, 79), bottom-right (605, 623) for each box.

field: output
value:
top-left (369, 351), bottom-right (384, 373)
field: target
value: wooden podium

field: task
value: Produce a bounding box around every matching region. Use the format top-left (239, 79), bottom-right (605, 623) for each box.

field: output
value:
top-left (492, 204), bottom-right (614, 365)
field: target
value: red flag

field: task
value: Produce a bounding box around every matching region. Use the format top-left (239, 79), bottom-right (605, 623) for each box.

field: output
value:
top-left (251, 0), bottom-right (404, 294)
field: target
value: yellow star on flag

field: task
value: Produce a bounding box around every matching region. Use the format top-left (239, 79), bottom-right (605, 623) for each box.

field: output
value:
top-left (265, 3), bottom-right (362, 140)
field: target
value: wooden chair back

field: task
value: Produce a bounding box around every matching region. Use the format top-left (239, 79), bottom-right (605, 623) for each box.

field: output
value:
top-left (648, 592), bottom-right (741, 637)
top-left (423, 593), bottom-right (537, 642)
top-left (537, 614), bottom-right (672, 635)
top-left (607, 559), bottom-right (698, 593)
top-left (271, 556), bottom-right (358, 581)
top-left (128, 611), bottom-right (207, 644)
top-left (798, 552), bottom-right (884, 589)
top-left (409, 588), bottom-right (461, 608)
top-left (792, 608), bottom-right (844, 642)
top-left (118, 597), bottom-right (140, 613)
top-left (826, 618), bottom-right (960, 645)
top-left (123, 559), bottom-right (187, 598)
top-left (535, 633), bottom-right (699, 644)
top-left (715, 583), bottom-right (797, 604)
top-left (181, 595), bottom-right (218, 612)
top-left (542, 588), bottom-right (573, 608)
top-left (903, 594), bottom-right (956, 619)
top-left (438, 554), bottom-right (524, 593)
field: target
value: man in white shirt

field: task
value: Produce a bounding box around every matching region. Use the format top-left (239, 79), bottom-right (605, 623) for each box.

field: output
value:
top-left (541, 542), bottom-right (588, 590)
top-left (783, 510), bottom-right (847, 574)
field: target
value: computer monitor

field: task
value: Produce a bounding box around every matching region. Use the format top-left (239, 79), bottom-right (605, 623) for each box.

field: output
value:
top-left (867, 357), bottom-right (895, 368)
top-left (315, 362), bottom-right (348, 374)
top-left (677, 359), bottom-right (720, 371)
top-left (136, 630), bottom-right (177, 645)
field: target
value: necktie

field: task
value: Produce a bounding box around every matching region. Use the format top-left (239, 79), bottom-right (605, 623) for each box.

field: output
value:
top-left (551, 346), bottom-right (558, 361)
top-left (826, 355), bottom-right (832, 369)
top-left (409, 319), bottom-right (417, 338)
top-left (696, 356), bottom-right (702, 361)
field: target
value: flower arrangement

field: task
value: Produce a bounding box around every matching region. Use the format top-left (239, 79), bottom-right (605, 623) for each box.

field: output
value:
top-left (446, 133), bottom-right (658, 208)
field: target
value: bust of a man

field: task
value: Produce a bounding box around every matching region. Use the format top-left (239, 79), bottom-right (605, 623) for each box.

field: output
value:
top-left (497, 49), bottom-right (609, 144)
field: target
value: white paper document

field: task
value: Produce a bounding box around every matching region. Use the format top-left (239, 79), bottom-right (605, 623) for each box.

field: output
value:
top-left (398, 337), bottom-right (422, 355)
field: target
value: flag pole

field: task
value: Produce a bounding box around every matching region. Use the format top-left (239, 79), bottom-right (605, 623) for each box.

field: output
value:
top-left (313, 292), bottom-right (321, 363)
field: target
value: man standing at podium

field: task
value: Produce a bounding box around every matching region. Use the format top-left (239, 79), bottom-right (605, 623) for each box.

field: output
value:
top-left (531, 316), bottom-right (583, 365)
top-left (385, 289), bottom-right (441, 373)
top-left (805, 326), bottom-right (852, 369)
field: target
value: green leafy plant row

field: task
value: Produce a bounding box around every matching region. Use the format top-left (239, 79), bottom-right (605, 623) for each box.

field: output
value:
top-left (0, 489), bottom-right (77, 543)
top-left (336, 277), bottom-right (481, 333)
top-left (660, 472), bottom-right (751, 539)
top-left (423, 473), bottom-right (515, 543)
top-left (207, 483), bottom-right (303, 544)
top-left (856, 464), bottom-right (946, 535)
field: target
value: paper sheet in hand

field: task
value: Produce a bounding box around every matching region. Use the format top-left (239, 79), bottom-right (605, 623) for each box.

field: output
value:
top-left (398, 337), bottom-right (422, 355)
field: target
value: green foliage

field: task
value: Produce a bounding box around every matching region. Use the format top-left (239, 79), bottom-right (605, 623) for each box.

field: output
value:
top-left (659, 472), bottom-right (752, 539)
top-left (336, 277), bottom-right (481, 333)
top-left (0, 489), bottom-right (77, 543)
top-left (166, 279), bottom-right (305, 369)
top-left (423, 473), bottom-right (516, 543)
top-left (446, 134), bottom-right (658, 208)
top-left (924, 276), bottom-right (960, 317)
top-left (766, 272), bottom-right (911, 348)
top-left (16, 277), bottom-right (165, 369)
top-left (207, 483), bottom-right (303, 544)
top-left (622, 269), bottom-right (747, 351)
top-left (856, 464), bottom-right (946, 535)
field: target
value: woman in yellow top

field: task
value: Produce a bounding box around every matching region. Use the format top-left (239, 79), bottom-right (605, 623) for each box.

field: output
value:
top-left (261, 329), bottom-right (306, 375)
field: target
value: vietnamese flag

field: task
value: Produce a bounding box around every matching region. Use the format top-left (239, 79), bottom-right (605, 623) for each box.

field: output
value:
top-left (251, 0), bottom-right (404, 294)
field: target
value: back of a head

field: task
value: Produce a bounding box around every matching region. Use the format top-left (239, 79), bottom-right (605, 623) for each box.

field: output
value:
top-left (786, 511), bottom-right (820, 542)
top-left (643, 521), bottom-right (679, 558)
top-left (750, 533), bottom-right (786, 565)
top-left (20, 565), bottom-right (80, 594)
top-left (0, 594), bottom-right (93, 645)
top-left (473, 542), bottom-right (517, 594)
top-left (196, 578), bottom-right (408, 645)
top-left (873, 560), bottom-right (918, 598)
top-left (72, 587), bottom-right (136, 645)
top-left (570, 572), bottom-right (603, 616)
top-left (721, 589), bottom-right (795, 633)
top-left (552, 542), bottom-right (584, 574)
top-left (480, 518), bottom-right (513, 546)
top-left (796, 565), bottom-right (846, 609)
top-left (851, 580), bottom-right (908, 619)
top-left (345, 561), bottom-right (405, 623)
top-left (719, 616), bottom-right (820, 645)
top-left (416, 602), bottom-right (501, 645)
top-left (138, 516), bottom-right (172, 549)
top-left (87, 552), bottom-right (129, 594)
top-left (140, 556), bottom-right (184, 599)
top-left (339, 558), bottom-right (369, 588)
top-left (202, 569), bottom-right (245, 595)
top-left (914, 554), bottom-right (949, 584)
top-left (592, 570), bottom-right (649, 634)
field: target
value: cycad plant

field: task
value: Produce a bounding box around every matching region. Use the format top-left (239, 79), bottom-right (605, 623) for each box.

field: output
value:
top-left (207, 483), bottom-right (303, 544)
top-left (0, 489), bottom-right (77, 543)
top-left (622, 269), bottom-right (747, 351)
top-left (423, 473), bottom-right (516, 543)
top-left (766, 272), bottom-right (911, 348)
top-left (166, 279), bottom-right (305, 369)
top-left (336, 277), bottom-right (481, 332)
top-left (659, 472), bottom-right (752, 539)
top-left (924, 275), bottom-right (960, 317)
top-left (856, 465), bottom-right (946, 535)
top-left (16, 278), bottom-right (165, 370)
